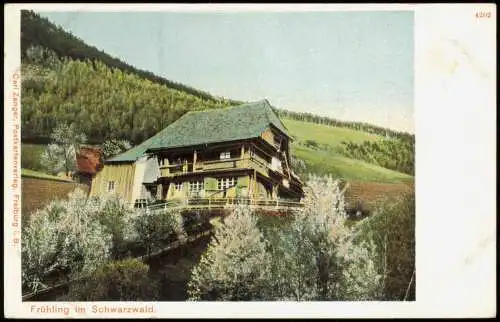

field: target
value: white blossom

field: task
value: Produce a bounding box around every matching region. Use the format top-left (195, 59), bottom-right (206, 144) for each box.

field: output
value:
top-left (22, 189), bottom-right (111, 292)
top-left (335, 238), bottom-right (382, 300)
top-left (41, 123), bottom-right (87, 175)
top-left (101, 139), bottom-right (133, 159)
top-left (186, 175), bottom-right (384, 301)
top-left (188, 204), bottom-right (270, 301)
top-left (40, 143), bottom-right (71, 175)
top-left (131, 207), bottom-right (186, 255)
top-left (22, 206), bottom-right (61, 292)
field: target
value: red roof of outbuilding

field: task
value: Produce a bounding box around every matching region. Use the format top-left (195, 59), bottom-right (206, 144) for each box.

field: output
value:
top-left (76, 147), bottom-right (103, 175)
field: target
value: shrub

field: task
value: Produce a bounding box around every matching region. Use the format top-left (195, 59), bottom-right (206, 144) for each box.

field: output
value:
top-left (21, 144), bottom-right (46, 171)
top-left (21, 188), bottom-right (189, 294)
top-left (131, 208), bottom-right (186, 256)
top-left (21, 189), bottom-right (150, 293)
top-left (93, 195), bottom-right (140, 259)
top-left (182, 210), bottom-right (212, 235)
top-left (304, 139), bottom-right (319, 149)
top-left (67, 258), bottom-right (158, 301)
top-left (352, 191), bottom-right (415, 300)
top-left (22, 207), bottom-right (62, 292)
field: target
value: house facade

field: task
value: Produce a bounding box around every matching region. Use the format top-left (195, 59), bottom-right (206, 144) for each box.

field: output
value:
top-left (90, 100), bottom-right (304, 207)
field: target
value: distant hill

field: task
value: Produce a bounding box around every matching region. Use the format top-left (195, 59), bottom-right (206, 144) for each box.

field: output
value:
top-left (283, 118), bottom-right (414, 177)
top-left (274, 107), bottom-right (414, 141)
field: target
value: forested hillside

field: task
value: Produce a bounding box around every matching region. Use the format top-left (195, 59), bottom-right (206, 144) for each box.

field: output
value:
top-left (21, 46), bottom-right (234, 144)
top-left (21, 10), bottom-right (241, 106)
top-left (339, 138), bottom-right (414, 175)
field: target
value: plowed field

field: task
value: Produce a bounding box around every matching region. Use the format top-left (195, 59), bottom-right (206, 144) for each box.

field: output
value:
top-left (344, 179), bottom-right (414, 212)
top-left (21, 177), bottom-right (89, 219)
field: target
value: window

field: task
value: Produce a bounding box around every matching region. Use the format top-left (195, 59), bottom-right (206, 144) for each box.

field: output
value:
top-left (217, 177), bottom-right (237, 190)
top-left (189, 180), bottom-right (204, 198)
top-left (189, 181), bottom-right (203, 192)
top-left (134, 199), bottom-right (148, 209)
top-left (174, 182), bottom-right (183, 191)
top-left (220, 151), bottom-right (231, 160)
top-left (107, 181), bottom-right (115, 192)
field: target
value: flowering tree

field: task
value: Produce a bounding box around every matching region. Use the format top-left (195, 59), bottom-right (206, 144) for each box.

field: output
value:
top-left (22, 205), bottom-right (62, 292)
top-left (25, 45), bottom-right (61, 70)
top-left (41, 123), bottom-right (87, 176)
top-left (101, 139), bottom-right (133, 159)
top-left (187, 175), bottom-right (383, 301)
top-left (290, 155), bottom-right (307, 176)
top-left (131, 208), bottom-right (186, 257)
top-left (334, 237), bottom-right (382, 300)
top-left (21, 189), bottom-right (150, 293)
top-left (266, 175), bottom-right (383, 300)
top-left (22, 189), bottom-right (112, 293)
top-left (55, 190), bottom-right (112, 278)
top-left (187, 204), bottom-right (271, 301)
top-left (263, 221), bottom-right (320, 300)
top-left (92, 194), bottom-right (141, 259)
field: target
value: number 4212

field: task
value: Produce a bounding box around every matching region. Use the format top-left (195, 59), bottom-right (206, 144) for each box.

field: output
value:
top-left (476, 11), bottom-right (491, 18)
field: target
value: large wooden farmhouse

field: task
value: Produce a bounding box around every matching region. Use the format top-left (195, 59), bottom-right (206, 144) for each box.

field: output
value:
top-left (90, 100), bottom-right (304, 208)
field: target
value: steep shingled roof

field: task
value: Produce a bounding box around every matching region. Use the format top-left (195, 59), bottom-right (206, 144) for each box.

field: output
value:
top-left (107, 100), bottom-right (289, 163)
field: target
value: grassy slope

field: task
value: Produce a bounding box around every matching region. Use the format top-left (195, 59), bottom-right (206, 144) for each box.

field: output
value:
top-left (283, 118), bottom-right (381, 148)
top-left (21, 143), bottom-right (46, 172)
top-left (282, 118), bottom-right (413, 183)
top-left (292, 145), bottom-right (412, 183)
top-left (21, 168), bottom-right (73, 182)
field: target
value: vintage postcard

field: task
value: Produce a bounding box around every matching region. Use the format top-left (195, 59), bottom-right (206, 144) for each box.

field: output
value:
top-left (4, 3), bottom-right (496, 319)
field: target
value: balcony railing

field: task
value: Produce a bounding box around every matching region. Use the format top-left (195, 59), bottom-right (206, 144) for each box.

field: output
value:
top-left (159, 156), bottom-right (274, 178)
top-left (146, 197), bottom-right (304, 212)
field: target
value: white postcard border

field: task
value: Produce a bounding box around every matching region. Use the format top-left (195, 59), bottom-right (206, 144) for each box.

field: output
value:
top-left (4, 3), bottom-right (496, 318)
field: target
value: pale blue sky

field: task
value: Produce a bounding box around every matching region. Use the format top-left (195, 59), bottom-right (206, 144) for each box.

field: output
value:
top-left (38, 11), bottom-right (414, 133)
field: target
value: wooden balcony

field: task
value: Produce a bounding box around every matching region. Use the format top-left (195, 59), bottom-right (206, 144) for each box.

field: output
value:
top-left (159, 156), bottom-right (274, 178)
